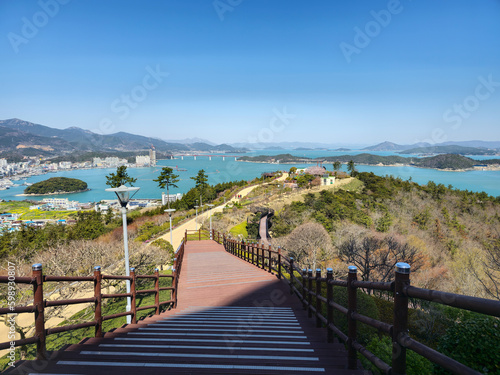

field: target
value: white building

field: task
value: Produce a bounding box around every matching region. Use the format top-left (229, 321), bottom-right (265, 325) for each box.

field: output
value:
top-left (162, 192), bottom-right (182, 205)
top-left (43, 198), bottom-right (70, 206)
top-left (149, 146), bottom-right (157, 166)
top-left (59, 161), bottom-right (72, 169)
top-left (321, 174), bottom-right (336, 186)
top-left (136, 155), bottom-right (151, 166)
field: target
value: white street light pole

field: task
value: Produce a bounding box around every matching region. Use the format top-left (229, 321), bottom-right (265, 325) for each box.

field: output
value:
top-left (194, 205), bottom-right (199, 230)
top-left (105, 185), bottom-right (140, 325)
top-left (207, 204), bottom-right (214, 239)
top-left (164, 208), bottom-right (176, 246)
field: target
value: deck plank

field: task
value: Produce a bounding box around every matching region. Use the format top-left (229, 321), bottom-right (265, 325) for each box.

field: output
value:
top-left (8, 240), bottom-right (367, 375)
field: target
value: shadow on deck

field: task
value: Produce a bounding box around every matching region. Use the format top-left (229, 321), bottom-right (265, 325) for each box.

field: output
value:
top-left (7, 240), bottom-right (366, 375)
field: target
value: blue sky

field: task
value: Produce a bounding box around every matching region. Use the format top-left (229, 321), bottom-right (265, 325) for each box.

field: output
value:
top-left (1, 0), bottom-right (499, 146)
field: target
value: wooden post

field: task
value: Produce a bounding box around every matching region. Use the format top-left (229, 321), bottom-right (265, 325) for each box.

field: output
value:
top-left (261, 243), bottom-right (265, 270)
top-left (268, 245), bottom-right (272, 273)
top-left (198, 228), bottom-right (201, 241)
top-left (302, 268), bottom-right (307, 309)
top-left (315, 269), bottom-right (322, 328)
top-left (326, 268), bottom-right (334, 343)
top-left (154, 268), bottom-right (160, 315)
top-left (32, 263), bottom-right (46, 360)
top-left (252, 242), bottom-right (255, 265)
top-left (172, 267), bottom-right (177, 308)
top-left (130, 268), bottom-right (137, 324)
top-left (347, 266), bottom-right (358, 370)
top-left (289, 257), bottom-right (294, 294)
top-left (184, 230), bottom-right (187, 243)
top-left (94, 266), bottom-right (103, 338)
top-left (307, 269), bottom-right (313, 318)
top-left (392, 262), bottom-right (410, 375)
top-left (277, 247), bottom-right (282, 280)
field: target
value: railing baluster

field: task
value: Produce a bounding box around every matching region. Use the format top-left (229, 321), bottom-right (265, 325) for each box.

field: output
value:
top-left (32, 263), bottom-right (46, 360)
top-left (277, 247), bottom-right (282, 280)
top-left (393, 262), bottom-right (410, 375)
top-left (307, 269), bottom-right (313, 318)
top-left (172, 267), bottom-right (177, 308)
top-left (302, 268), bottom-right (307, 309)
top-left (347, 265), bottom-right (358, 370)
top-left (261, 243), bottom-right (265, 270)
top-left (94, 266), bottom-right (102, 338)
top-left (315, 269), bottom-right (322, 328)
top-left (326, 268), bottom-right (333, 343)
top-left (130, 268), bottom-right (137, 324)
top-left (268, 245), bottom-right (272, 273)
top-left (252, 242), bottom-right (255, 265)
top-left (154, 268), bottom-right (160, 315)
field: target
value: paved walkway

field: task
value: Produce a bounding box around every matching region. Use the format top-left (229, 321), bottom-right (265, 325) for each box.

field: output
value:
top-left (9, 240), bottom-right (365, 374)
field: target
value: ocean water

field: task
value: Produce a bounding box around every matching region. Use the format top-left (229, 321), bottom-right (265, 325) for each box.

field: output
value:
top-left (1, 150), bottom-right (499, 202)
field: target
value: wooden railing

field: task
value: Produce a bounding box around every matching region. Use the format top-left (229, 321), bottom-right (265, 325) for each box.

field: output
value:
top-left (216, 230), bottom-right (500, 375)
top-left (0, 238), bottom-right (186, 361)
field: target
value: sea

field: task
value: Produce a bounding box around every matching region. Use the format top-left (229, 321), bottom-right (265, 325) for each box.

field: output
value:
top-left (1, 150), bottom-right (500, 203)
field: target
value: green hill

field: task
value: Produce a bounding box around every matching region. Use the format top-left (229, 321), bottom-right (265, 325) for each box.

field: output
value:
top-left (414, 154), bottom-right (476, 170)
top-left (24, 177), bottom-right (88, 195)
top-left (400, 145), bottom-right (497, 155)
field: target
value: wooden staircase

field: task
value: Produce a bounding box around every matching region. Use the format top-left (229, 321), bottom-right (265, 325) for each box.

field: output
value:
top-left (7, 240), bottom-right (367, 374)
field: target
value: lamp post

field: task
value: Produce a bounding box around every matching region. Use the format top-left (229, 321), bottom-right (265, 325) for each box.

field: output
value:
top-left (164, 208), bottom-right (176, 246)
top-left (105, 185), bottom-right (140, 324)
top-left (194, 205), bottom-right (199, 230)
top-left (207, 204), bottom-right (214, 239)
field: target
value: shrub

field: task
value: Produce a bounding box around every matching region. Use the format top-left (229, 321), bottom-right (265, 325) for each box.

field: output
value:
top-left (332, 286), bottom-right (379, 345)
top-left (363, 336), bottom-right (433, 375)
top-left (436, 313), bottom-right (500, 374)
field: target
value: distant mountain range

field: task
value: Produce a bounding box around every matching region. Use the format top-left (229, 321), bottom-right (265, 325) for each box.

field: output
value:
top-left (363, 141), bottom-right (500, 155)
top-left (1, 119), bottom-right (499, 161)
top-left (0, 119), bottom-right (246, 160)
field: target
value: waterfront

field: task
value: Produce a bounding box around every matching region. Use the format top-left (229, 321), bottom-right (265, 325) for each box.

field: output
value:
top-left (0, 150), bottom-right (499, 202)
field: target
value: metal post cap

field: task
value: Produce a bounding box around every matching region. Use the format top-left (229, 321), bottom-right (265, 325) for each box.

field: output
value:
top-left (94, 266), bottom-right (101, 271)
top-left (130, 267), bottom-right (135, 272)
top-left (172, 268), bottom-right (176, 272)
top-left (327, 268), bottom-right (333, 273)
top-left (348, 265), bottom-right (357, 273)
top-left (154, 268), bottom-right (159, 272)
top-left (290, 257), bottom-right (294, 261)
top-left (32, 263), bottom-right (42, 271)
top-left (308, 269), bottom-right (313, 274)
top-left (396, 262), bottom-right (411, 274)
top-left (316, 269), bottom-right (321, 273)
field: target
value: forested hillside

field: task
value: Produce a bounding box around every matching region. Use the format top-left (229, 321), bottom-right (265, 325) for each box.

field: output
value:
top-left (272, 172), bottom-right (500, 300)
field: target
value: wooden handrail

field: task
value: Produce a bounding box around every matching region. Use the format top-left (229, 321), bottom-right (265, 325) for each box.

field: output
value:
top-left (216, 230), bottom-right (498, 375)
top-left (0, 239), bottom-right (185, 360)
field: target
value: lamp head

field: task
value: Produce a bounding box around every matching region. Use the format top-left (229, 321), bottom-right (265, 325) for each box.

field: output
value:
top-left (105, 185), bottom-right (140, 208)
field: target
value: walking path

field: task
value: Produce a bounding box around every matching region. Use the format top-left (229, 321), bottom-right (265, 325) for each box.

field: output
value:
top-left (9, 240), bottom-right (365, 374)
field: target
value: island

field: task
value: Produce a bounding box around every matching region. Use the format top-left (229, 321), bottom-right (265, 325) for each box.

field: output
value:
top-left (23, 177), bottom-right (89, 195)
top-left (238, 153), bottom-right (500, 171)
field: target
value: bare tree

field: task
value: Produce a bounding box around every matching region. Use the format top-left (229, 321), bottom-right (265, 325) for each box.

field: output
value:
top-left (284, 222), bottom-right (334, 270)
top-left (469, 237), bottom-right (500, 300)
top-left (339, 234), bottom-right (423, 283)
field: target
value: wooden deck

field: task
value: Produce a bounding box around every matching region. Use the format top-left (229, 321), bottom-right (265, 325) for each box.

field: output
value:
top-left (8, 241), bottom-right (367, 374)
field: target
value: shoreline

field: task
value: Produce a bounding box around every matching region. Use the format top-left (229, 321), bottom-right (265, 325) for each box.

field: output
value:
top-left (237, 159), bottom-right (500, 172)
top-left (15, 189), bottom-right (91, 197)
